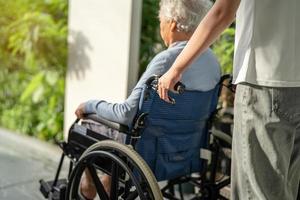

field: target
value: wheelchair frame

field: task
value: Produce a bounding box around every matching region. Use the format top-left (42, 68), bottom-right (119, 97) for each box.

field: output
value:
top-left (40, 75), bottom-right (233, 200)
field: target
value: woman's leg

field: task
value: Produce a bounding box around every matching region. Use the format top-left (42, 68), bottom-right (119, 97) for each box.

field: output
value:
top-left (231, 84), bottom-right (300, 200)
top-left (80, 170), bottom-right (112, 199)
top-left (79, 120), bottom-right (125, 199)
top-left (80, 170), bottom-right (97, 199)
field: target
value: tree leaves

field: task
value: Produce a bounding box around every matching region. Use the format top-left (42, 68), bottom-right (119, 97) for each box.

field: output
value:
top-left (212, 27), bottom-right (235, 74)
top-left (20, 72), bottom-right (44, 102)
top-left (0, 0), bottom-right (67, 141)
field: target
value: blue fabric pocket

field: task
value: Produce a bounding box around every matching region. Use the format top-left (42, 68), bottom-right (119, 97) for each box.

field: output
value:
top-left (135, 119), bottom-right (208, 181)
top-left (153, 129), bottom-right (203, 181)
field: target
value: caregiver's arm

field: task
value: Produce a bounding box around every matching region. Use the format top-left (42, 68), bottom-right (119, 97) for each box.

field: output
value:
top-left (158, 0), bottom-right (240, 103)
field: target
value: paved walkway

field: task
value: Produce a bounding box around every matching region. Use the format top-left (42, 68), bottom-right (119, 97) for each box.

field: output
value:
top-left (0, 128), bottom-right (233, 200)
top-left (0, 128), bottom-right (66, 200)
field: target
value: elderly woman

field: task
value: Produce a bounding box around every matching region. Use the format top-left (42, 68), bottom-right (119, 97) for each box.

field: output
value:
top-left (76, 0), bottom-right (219, 199)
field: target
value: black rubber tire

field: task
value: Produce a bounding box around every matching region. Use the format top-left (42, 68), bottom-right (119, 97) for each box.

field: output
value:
top-left (67, 140), bottom-right (163, 200)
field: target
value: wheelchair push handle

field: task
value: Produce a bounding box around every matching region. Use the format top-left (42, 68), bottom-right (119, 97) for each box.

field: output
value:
top-left (218, 74), bottom-right (235, 93)
top-left (146, 75), bottom-right (185, 94)
top-left (145, 75), bottom-right (185, 104)
top-left (174, 81), bottom-right (185, 94)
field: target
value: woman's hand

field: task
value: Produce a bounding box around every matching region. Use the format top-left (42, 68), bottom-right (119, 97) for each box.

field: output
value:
top-left (158, 69), bottom-right (182, 103)
top-left (75, 103), bottom-right (86, 119)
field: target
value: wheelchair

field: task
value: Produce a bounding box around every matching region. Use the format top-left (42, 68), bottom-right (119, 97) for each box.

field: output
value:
top-left (40, 74), bottom-right (234, 200)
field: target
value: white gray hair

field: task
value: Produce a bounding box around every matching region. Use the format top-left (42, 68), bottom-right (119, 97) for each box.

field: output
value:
top-left (159, 0), bottom-right (213, 33)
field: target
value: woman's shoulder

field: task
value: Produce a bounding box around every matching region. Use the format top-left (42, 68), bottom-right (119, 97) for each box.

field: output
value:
top-left (149, 45), bottom-right (185, 67)
top-left (151, 48), bottom-right (172, 62)
top-left (145, 49), bottom-right (173, 71)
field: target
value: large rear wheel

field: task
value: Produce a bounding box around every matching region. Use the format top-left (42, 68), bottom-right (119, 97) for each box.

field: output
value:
top-left (66, 140), bottom-right (163, 200)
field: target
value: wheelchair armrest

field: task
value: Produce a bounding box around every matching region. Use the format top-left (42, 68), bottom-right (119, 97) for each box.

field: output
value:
top-left (84, 114), bottom-right (130, 133)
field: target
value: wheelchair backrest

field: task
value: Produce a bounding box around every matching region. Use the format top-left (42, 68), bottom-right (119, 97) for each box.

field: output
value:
top-left (134, 84), bottom-right (219, 181)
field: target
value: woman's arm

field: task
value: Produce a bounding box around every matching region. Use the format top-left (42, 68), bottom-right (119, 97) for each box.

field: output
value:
top-left (158, 0), bottom-right (240, 103)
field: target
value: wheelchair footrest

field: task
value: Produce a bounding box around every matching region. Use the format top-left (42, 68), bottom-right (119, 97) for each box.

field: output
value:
top-left (39, 179), bottom-right (67, 200)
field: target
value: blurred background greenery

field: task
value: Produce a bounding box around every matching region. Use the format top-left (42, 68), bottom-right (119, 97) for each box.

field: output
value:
top-left (0, 0), bottom-right (234, 141)
top-left (0, 0), bottom-right (67, 141)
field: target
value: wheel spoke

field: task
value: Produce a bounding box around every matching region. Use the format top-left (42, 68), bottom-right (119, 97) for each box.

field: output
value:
top-left (87, 164), bottom-right (109, 200)
top-left (110, 162), bottom-right (119, 199)
top-left (67, 141), bottom-right (163, 200)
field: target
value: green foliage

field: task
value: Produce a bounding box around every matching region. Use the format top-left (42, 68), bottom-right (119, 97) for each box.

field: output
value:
top-left (139, 0), bottom-right (164, 76)
top-left (212, 27), bottom-right (235, 74)
top-left (0, 0), bottom-right (67, 141)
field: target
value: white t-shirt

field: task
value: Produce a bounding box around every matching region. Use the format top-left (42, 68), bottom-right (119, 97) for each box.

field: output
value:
top-left (233, 0), bottom-right (300, 87)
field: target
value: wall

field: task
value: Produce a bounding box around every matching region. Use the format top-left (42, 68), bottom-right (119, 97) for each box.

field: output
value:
top-left (64, 0), bottom-right (142, 137)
